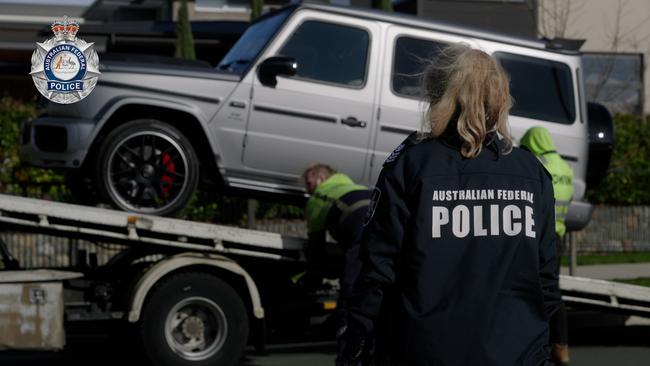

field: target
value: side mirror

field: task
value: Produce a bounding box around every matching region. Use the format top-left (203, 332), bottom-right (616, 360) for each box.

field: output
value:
top-left (257, 56), bottom-right (297, 88)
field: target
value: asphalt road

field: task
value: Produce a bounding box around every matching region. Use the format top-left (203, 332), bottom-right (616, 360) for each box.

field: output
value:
top-left (2, 314), bottom-right (650, 366)
top-left (3, 341), bottom-right (650, 366)
top-left (242, 344), bottom-right (650, 366)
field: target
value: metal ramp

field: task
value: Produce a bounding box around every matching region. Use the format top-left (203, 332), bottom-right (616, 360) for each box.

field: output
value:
top-left (561, 275), bottom-right (650, 317)
top-left (0, 194), bottom-right (305, 261)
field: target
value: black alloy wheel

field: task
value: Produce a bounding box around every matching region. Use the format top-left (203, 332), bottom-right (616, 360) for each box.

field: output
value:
top-left (96, 119), bottom-right (199, 216)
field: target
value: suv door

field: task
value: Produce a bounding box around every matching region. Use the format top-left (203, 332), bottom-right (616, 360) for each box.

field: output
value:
top-left (371, 26), bottom-right (468, 183)
top-left (242, 11), bottom-right (379, 186)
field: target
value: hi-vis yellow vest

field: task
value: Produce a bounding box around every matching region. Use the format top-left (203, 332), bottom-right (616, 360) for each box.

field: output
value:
top-left (520, 127), bottom-right (574, 236)
top-left (305, 173), bottom-right (368, 234)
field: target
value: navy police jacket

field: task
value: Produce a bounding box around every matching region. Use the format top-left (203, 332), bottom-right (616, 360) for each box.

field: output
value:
top-left (347, 132), bottom-right (562, 366)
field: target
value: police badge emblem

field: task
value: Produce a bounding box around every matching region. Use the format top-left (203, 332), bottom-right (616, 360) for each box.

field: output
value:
top-left (384, 143), bottom-right (405, 165)
top-left (30, 16), bottom-right (100, 104)
top-left (363, 187), bottom-right (381, 227)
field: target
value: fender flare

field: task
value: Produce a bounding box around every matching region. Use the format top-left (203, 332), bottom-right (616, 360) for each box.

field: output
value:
top-left (85, 96), bottom-right (223, 164)
top-left (126, 252), bottom-right (264, 323)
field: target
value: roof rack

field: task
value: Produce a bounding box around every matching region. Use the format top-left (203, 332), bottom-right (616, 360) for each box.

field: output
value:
top-left (544, 37), bottom-right (586, 51)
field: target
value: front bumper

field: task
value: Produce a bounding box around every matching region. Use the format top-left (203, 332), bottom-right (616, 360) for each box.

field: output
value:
top-left (19, 116), bottom-right (97, 169)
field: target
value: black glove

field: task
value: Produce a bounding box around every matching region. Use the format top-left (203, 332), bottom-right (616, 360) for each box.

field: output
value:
top-left (339, 326), bottom-right (370, 366)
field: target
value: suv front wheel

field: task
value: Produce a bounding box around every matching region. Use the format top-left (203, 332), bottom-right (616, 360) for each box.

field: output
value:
top-left (96, 119), bottom-right (199, 216)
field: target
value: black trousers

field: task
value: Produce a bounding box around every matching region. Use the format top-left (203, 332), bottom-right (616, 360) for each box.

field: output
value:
top-left (549, 234), bottom-right (568, 344)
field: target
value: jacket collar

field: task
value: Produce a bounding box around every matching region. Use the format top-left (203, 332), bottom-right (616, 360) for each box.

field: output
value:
top-left (438, 119), bottom-right (503, 159)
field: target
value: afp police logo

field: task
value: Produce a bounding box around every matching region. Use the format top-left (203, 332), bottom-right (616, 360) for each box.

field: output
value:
top-left (30, 16), bottom-right (100, 104)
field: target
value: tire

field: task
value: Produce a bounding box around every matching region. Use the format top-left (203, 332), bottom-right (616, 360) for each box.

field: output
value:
top-left (140, 272), bottom-right (249, 366)
top-left (95, 119), bottom-right (199, 216)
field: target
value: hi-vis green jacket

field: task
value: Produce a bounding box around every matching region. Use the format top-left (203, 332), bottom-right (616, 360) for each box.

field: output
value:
top-left (520, 127), bottom-right (574, 236)
top-left (305, 173), bottom-right (371, 314)
top-left (306, 173), bottom-right (369, 240)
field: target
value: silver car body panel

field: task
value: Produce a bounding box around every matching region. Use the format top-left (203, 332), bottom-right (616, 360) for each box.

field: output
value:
top-left (239, 10), bottom-right (380, 183)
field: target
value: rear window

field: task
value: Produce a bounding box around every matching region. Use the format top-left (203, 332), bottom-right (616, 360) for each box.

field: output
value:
top-left (392, 37), bottom-right (447, 98)
top-left (496, 52), bottom-right (576, 124)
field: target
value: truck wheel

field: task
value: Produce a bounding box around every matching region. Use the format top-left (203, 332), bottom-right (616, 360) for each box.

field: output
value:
top-left (95, 119), bottom-right (199, 216)
top-left (140, 272), bottom-right (249, 366)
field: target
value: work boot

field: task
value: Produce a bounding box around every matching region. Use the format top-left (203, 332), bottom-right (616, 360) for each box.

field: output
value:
top-left (551, 343), bottom-right (570, 365)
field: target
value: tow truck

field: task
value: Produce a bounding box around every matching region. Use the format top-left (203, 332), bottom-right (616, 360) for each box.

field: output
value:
top-left (1, 194), bottom-right (649, 366)
top-left (0, 194), bottom-right (330, 366)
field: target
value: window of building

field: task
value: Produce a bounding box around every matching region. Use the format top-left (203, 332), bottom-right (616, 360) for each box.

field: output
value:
top-left (582, 52), bottom-right (644, 116)
top-left (496, 52), bottom-right (576, 124)
top-left (195, 0), bottom-right (249, 12)
top-left (392, 36), bottom-right (447, 98)
top-left (278, 20), bottom-right (370, 88)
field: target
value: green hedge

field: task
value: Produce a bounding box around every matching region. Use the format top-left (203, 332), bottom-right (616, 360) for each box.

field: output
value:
top-left (0, 97), bottom-right (69, 200)
top-left (586, 114), bottom-right (650, 205)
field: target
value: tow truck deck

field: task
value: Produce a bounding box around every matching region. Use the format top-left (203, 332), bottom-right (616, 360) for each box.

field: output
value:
top-left (0, 194), bottom-right (649, 359)
top-left (0, 194), bottom-right (305, 261)
top-left (2, 194), bottom-right (650, 316)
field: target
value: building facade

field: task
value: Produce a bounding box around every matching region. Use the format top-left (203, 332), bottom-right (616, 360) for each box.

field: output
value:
top-left (537, 0), bottom-right (648, 115)
top-left (0, 0), bottom-right (646, 115)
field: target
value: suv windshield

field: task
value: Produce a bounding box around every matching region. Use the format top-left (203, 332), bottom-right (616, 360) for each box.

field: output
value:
top-left (217, 8), bottom-right (292, 75)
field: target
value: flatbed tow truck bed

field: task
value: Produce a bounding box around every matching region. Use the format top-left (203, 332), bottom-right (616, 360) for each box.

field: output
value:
top-left (0, 194), bottom-right (305, 261)
top-left (1, 194), bottom-right (649, 316)
top-left (0, 194), bottom-right (649, 363)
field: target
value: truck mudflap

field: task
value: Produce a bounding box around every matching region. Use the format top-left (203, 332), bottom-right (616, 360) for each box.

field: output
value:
top-left (0, 270), bottom-right (82, 350)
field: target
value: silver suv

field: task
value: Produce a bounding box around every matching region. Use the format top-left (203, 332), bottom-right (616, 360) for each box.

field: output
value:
top-left (21, 3), bottom-right (598, 225)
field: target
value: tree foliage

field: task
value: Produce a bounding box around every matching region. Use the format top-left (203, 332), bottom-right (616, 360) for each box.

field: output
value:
top-left (175, 0), bottom-right (196, 60)
top-left (586, 114), bottom-right (650, 204)
top-left (250, 0), bottom-right (264, 21)
top-left (374, 0), bottom-right (393, 12)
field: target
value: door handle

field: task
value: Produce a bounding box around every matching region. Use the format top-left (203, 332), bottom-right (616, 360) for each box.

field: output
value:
top-left (230, 101), bottom-right (247, 109)
top-left (341, 116), bottom-right (367, 128)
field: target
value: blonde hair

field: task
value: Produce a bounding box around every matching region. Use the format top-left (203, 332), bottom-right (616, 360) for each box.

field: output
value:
top-left (420, 43), bottom-right (513, 158)
top-left (301, 163), bottom-right (336, 182)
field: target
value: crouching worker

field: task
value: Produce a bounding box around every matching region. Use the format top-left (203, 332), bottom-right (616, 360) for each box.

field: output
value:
top-left (302, 164), bottom-right (371, 366)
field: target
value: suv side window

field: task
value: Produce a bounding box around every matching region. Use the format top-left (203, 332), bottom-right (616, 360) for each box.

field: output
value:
top-left (278, 20), bottom-right (369, 88)
top-left (392, 36), bottom-right (447, 98)
top-left (496, 52), bottom-right (576, 124)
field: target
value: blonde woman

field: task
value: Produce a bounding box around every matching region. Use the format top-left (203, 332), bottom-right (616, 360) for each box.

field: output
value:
top-left (340, 44), bottom-right (561, 366)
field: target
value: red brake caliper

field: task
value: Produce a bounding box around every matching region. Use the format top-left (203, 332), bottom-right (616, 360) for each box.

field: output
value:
top-left (161, 152), bottom-right (175, 196)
